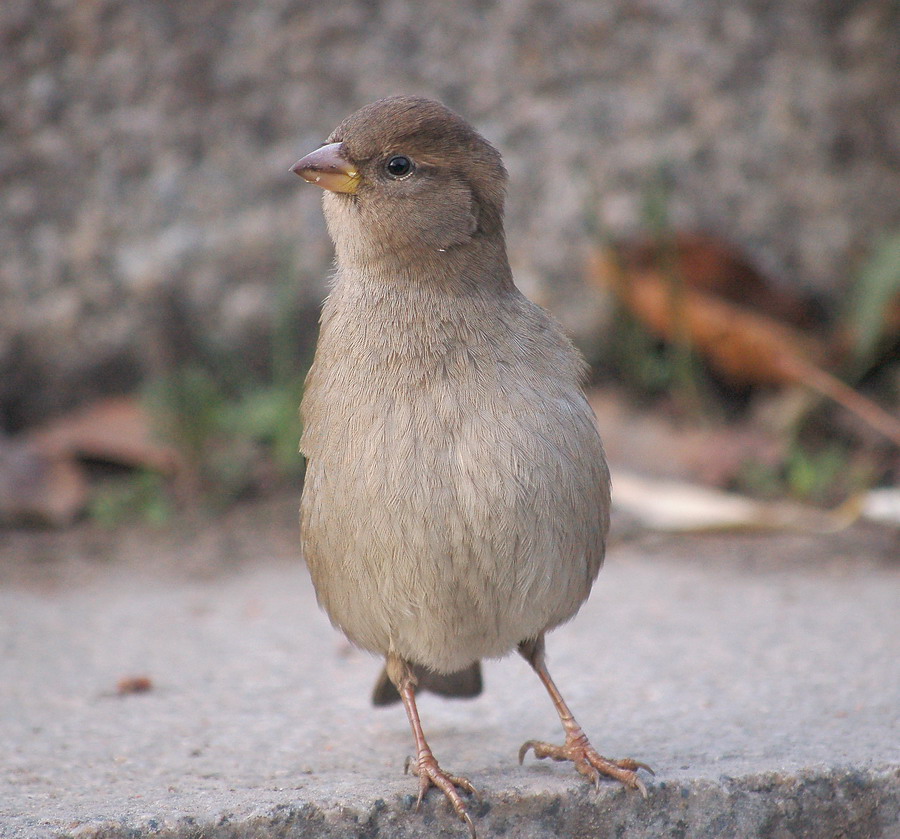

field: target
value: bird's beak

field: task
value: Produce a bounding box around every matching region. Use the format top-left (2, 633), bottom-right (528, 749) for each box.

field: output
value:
top-left (290, 142), bottom-right (360, 194)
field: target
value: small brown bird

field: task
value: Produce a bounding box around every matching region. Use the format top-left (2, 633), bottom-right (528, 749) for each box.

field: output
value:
top-left (292, 96), bottom-right (650, 836)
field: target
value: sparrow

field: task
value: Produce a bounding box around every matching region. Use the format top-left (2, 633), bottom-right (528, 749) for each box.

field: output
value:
top-left (291, 95), bottom-right (650, 836)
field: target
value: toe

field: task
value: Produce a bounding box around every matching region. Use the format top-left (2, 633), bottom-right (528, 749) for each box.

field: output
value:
top-left (449, 773), bottom-right (480, 800)
top-left (584, 750), bottom-right (651, 797)
top-left (615, 757), bottom-right (655, 775)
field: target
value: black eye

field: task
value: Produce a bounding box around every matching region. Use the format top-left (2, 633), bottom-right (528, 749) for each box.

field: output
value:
top-left (385, 155), bottom-right (414, 179)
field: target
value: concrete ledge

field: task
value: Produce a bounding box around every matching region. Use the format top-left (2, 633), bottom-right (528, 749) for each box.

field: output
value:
top-left (2, 518), bottom-right (898, 838)
top-left (47, 767), bottom-right (900, 839)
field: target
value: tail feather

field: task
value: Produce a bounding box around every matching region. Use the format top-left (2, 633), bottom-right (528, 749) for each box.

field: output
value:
top-left (371, 661), bottom-right (483, 706)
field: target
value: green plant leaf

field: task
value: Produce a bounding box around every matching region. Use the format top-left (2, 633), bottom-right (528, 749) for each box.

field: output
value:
top-left (846, 232), bottom-right (900, 367)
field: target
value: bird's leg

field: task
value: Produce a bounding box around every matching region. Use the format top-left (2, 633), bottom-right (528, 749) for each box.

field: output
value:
top-left (386, 653), bottom-right (479, 837)
top-left (517, 636), bottom-right (652, 797)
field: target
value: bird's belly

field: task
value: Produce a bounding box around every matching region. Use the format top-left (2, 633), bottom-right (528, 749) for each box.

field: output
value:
top-left (300, 389), bottom-right (605, 673)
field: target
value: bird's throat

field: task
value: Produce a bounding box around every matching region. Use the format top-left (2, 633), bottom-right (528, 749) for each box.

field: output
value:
top-left (334, 234), bottom-right (514, 297)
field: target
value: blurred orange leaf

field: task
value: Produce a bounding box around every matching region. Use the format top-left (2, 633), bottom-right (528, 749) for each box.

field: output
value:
top-left (28, 396), bottom-right (181, 474)
top-left (611, 232), bottom-right (817, 328)
top-left (589, 245), bottom-right (900, 447)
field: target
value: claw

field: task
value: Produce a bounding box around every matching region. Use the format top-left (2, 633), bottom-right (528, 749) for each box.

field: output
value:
top-left (462, 811), bottom-right (477, 839)
top-left (634, 776), bottom-right (649, 799)
top-left (415, 773), bottom-right (427, 810)
top-left (518, 740), bottom-right (537, 765)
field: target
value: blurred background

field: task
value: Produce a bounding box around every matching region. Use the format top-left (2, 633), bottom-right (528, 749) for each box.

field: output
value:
top-left (1, 0), bottom-right (898, 528)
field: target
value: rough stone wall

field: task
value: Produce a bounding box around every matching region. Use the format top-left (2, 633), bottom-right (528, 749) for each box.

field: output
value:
top-left (1, 0), bottom-right (898, 427)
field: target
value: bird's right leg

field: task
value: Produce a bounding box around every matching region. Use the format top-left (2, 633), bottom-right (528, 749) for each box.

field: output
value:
top-left (517, 636), bottom-right (652, 796)
top-left (386, 652), bottom-right (479, 837)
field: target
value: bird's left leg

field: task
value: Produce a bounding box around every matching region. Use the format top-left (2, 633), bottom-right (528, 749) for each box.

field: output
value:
top-left (386, 652), bottom-right (479, 837)
top-left (517, 636), bottom-right (652, 797)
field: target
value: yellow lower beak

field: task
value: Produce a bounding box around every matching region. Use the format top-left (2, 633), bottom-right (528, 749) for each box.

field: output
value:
top-left (291, 143), bottom-right (360, 194)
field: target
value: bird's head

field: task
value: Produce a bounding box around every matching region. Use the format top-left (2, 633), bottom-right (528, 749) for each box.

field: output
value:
top-left (292, 96), bottom-right (507, 268)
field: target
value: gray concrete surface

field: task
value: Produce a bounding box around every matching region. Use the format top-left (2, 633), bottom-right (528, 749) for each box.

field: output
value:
top-left (1, 523), bottom-right (899, 838)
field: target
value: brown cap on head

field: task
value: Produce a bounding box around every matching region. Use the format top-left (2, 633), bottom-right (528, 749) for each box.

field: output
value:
top-left (293, 97), bottom-right (507, 238)
top-left (330, 96), bottom-right (506, 231)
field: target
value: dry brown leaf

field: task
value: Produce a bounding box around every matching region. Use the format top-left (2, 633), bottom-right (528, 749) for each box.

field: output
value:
top-left (612, 232), bottom-right (817, 327)
top-left (0, 436), bottom-right (88, 527)
top-left (589, 249), bottom-right (900, 447)
top-left (591, 248), bottom-right (825, 385)
top-left (28, 396), bottom-right (181, 474)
